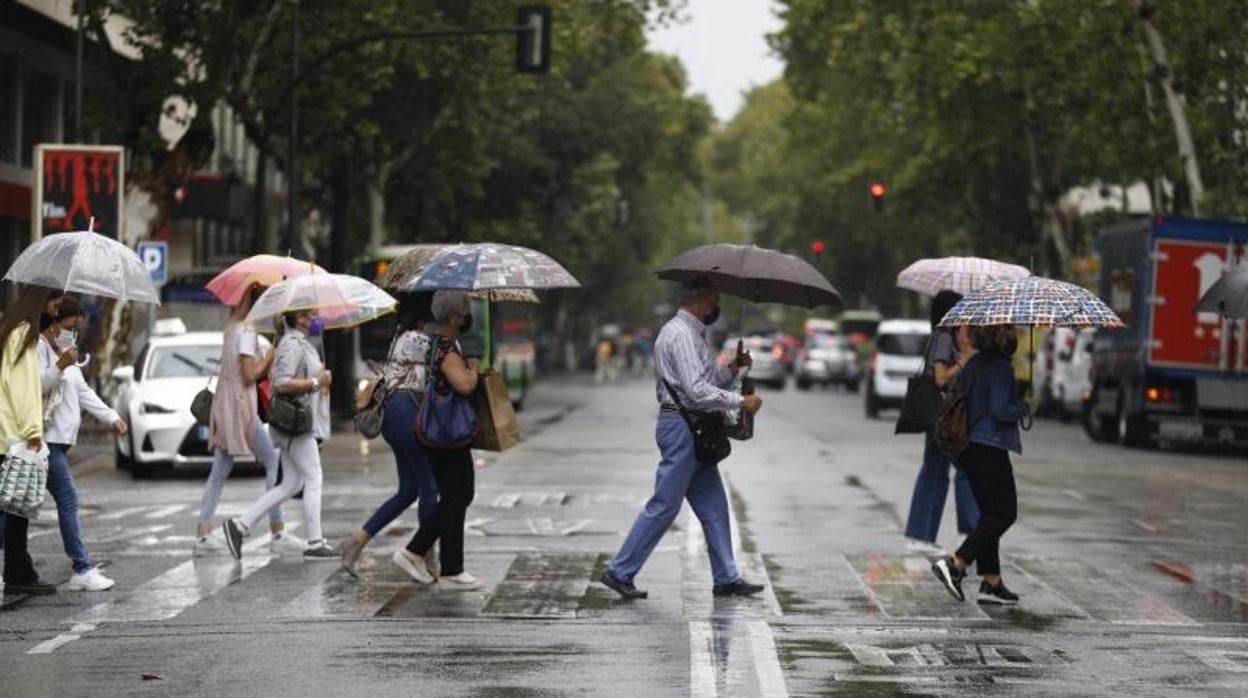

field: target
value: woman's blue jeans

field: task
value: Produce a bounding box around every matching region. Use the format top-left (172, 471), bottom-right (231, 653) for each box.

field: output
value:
top-left (362, 391), bottom-right (439, 537)
top-left (904, 435), bottom-right (980, 543)
top-left (47, 443), bottom-right (93, 573)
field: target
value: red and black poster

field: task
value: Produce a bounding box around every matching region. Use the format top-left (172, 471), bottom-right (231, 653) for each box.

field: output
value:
top-left (33, 144), bottom-right (125, 239)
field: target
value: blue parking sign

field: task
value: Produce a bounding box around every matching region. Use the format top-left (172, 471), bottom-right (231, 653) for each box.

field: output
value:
top-left (137, 241), bottom-right (168, 287)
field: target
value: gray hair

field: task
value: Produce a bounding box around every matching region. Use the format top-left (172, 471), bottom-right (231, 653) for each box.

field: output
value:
top-left (678, 276), bottom-right (716, 306)
top-left (431, 289), bottom-right (471, 323)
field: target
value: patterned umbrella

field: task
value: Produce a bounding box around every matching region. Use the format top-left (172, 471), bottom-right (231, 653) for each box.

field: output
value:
top-left (897, 256), bottom-right (1030, 296)
top-left (939, 276), bottom-right (1124, 328)
top-left (400, 243), bottom-right (580, 292)
top-left (377, 245), bottom-right (539, 303)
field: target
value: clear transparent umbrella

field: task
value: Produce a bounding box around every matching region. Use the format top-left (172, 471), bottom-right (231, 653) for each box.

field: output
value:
top-left (3, 229), bottom-right (160, 303)
top-left (245, 273), bottom-right (397, 330)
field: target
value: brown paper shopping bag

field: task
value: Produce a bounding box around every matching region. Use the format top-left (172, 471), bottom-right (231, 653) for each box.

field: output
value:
top-left (472, 370), bottom-right (521, 451)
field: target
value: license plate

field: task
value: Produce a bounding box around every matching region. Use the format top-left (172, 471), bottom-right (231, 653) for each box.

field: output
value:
top-left (1158, 421), bottom-right (1203, 441)
top-left (197, 425), bottom-right (210, 441)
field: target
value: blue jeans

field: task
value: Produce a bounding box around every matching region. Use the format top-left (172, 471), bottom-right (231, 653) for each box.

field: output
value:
top-left (198, 419), bottom-right (283, 526)
top-left (47, 443), bottom-right (92, 573)
top-left (363, 391), bottom-right (439, 536)
top-left (608, 415), bottom-right (739, 586)
top-left (904, 435), bottom-right (980, 542)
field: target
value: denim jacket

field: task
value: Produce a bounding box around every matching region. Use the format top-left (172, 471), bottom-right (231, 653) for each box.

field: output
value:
top-left (959, 351), bottom-right (1029, 454)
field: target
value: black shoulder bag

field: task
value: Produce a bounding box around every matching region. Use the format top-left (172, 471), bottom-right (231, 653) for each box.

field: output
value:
top-left (895, 331), bottom-right (944, 435)
top-left (662, 379), bottom-right (731, 466)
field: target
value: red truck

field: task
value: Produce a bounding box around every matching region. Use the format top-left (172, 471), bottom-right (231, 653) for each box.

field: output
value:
top-left (1085, 217), bottom-right (1248, 448)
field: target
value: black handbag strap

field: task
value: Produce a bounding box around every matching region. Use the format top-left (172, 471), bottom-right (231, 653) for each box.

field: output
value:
top-left (661, 378), bottom-right (698, 424)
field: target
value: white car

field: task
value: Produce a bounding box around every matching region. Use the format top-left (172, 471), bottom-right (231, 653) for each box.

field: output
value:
top-left (1049, 327), bottom-right (1095, 421)
top-left (112, 329), bottom-right (268, 478)
top-left (865, 319), bottom-right (930, 418)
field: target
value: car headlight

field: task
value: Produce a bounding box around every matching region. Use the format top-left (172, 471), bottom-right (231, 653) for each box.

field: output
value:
top-left (139, 402), bottom-right (175, 415)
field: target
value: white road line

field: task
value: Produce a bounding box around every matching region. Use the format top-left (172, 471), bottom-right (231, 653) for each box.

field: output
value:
top-left (71, 527), bottom-right (292, 625)
top-left (27, 624), bottom-right (96, 655)
top-left (689, 621), bottom-right (718, 697)
top-left (1131, 519), bottom-right (1158, 533)
top-left (144, 504), bottom-right (188, 519)
top-left (97, 505), bottom-right (152, 520)
top-left (747, 621), bottom-right (789, 697)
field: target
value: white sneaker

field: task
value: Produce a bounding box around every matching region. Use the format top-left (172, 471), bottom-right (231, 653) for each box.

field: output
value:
top-left (439, 572), bottom-right (484, 591)
top-left (193, 535), bottom-right (228, 557)
top-left (270, 532), bottom-right (307, 555)
top-left (905, 538), bottom-right (946, 556)
top-left (67, 567), bottom-right (115, 592)
top-left (393, 548), bottom-right (434, 584)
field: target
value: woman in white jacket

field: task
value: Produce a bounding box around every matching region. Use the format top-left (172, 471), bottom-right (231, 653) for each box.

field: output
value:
top-left (39, 297), bottom-right (126, 591)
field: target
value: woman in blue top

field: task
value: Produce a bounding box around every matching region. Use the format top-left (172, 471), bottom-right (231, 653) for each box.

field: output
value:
top-left (931, 324), bottom-right (1031, 606)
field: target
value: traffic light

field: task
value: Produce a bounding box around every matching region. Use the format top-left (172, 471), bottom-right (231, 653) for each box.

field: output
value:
top-left (810, 240), bottom-right (826, 255)
top-left (515, 6), bottom-right (552, 74)
top-left (868, 180), bottom-right (887, 213)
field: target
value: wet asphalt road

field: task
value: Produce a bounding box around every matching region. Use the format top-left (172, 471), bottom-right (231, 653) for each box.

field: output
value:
top-left (1, 375), bottom-right (1247, 696)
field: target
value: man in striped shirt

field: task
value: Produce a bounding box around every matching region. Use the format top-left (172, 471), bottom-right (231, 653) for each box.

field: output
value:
top-left (601, 277), bottom-right (765, 599)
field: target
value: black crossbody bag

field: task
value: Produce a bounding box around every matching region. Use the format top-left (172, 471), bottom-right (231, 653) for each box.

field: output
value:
top-left (662, 379), bottom-right (731, 466)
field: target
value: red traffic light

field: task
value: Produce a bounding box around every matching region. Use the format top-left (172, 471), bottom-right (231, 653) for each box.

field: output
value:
top-left (811, 240), bottom-right (826, 254)
top-left (868, 181), bottom-right (887, 198)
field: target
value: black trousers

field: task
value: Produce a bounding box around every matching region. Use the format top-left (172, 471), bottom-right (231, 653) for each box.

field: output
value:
top-left (2, 514), bottom-right (37, 584)
top-left (406, 447), bottom-right (475, 577)
top-left (954, 442), bottom-right (1017, 577)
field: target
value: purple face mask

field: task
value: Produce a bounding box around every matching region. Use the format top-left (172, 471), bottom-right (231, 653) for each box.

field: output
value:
top-left (308, 317), bottom-right (326, 336)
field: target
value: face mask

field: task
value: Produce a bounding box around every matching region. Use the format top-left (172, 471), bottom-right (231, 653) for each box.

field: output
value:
top-left (307, 317), bottom-right (326, 336)
top-left (58, 329), bottom-right (77, 351)
top-left (703, 305), bottom-right (721, 326)
top-left (458, 313), bottom-right (474, 334)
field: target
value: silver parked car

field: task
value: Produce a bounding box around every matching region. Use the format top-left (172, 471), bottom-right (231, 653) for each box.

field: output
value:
top-left (720, 336), bottom-right (786, 390)
top-left (796, 335), bottom-right (861, 391)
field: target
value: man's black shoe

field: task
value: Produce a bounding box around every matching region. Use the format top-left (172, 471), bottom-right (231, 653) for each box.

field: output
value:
top-left (600, 570), bottom-right (648, 599)
top-left (4, 578), bottom-right (57, 595)
top-left (931, 556), bottom-right (966, 602)
top-left (713, 578), bottom-right (765, 597)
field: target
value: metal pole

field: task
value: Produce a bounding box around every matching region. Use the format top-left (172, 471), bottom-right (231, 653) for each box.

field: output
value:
top-left (284, 0), bottom-right (300, 255)
top-left (74, 0), bottom-right (85, 142)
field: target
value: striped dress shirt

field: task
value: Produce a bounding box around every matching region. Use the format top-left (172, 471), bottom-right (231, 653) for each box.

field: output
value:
top-left (654, 309), bottom-right (741, 412)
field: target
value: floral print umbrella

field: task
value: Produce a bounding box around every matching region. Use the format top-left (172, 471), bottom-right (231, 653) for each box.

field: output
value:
top-left (400, 243), bottom-right (580, 292)
top-left (938, 276), bottom-right (1124, 328)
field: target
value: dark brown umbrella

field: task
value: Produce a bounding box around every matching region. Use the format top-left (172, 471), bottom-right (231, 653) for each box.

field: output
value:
top-left (657, 243), bottom-right (841, 308)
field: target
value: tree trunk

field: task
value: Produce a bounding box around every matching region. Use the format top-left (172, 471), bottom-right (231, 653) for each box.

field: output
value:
top-left (1023, 121), bottom-right (1073, 276)
top-left (1132, 0), bottom-right (1205, 215)
top-left (365, 159), bottom-right (392, 252)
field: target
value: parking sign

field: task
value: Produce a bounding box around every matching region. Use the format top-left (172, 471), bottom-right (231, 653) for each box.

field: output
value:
top-left (138, 241), bottom-right (168, 287)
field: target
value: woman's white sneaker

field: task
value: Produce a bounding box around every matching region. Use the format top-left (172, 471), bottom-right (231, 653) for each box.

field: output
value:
top-left (67, 567), bottom-right (115, 591)
top-left (393, 549), bottom-right (434, 584)
top-left (192, 535), bottom-right (228, 557)
top-left (439, 572), bottom-right (484, 591)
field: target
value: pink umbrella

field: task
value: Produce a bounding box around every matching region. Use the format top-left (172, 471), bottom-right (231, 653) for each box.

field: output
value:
top-left (205, 255), bottom-right (327, 306)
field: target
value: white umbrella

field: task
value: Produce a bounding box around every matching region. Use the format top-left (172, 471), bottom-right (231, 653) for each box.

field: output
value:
top-left (897, 257), bottom-right (1030, 296)
top-left (3, 229), bottom-right (160, 303)
top-left (245, 274), bottom-right (397, 330)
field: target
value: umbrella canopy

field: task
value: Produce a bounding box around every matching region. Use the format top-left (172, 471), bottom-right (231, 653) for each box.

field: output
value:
top-left (939, 276), bottom-right (1124, 328)
top-left (3, 230), bottom-right (160, 303)
top-left (400, 243), bottom-right (581, 292)
top-left (245, 273), bottom-right (397, 330)
top-left (206, 255), bottom-right (327, 306)
top-left (657, 243), bottom-right (840, 308)
top-left (1196, 263), bottom-right (1248, 318)
top-left (375, 247), bottom-right (540, 303)
top-left (897, 256), bottom-right (1030, 296)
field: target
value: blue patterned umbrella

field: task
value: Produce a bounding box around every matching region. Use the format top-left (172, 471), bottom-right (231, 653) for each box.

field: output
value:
top-left (938, 276), bottom-right (1124, 328)
top-left (400, 243), bottom-right (580, 292)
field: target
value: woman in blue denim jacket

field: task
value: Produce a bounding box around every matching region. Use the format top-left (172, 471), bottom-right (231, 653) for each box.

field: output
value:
top-left (931, 324), bottom-right (1032, 606)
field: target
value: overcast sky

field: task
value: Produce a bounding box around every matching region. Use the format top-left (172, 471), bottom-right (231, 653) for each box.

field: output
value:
top-left (646, 0), bottom-right (785, 123)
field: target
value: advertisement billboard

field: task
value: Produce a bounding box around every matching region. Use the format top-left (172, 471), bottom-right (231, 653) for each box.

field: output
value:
top-left (32, 144), bottom-right (125, 239)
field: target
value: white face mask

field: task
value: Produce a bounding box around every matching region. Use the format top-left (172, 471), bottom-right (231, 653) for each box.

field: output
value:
top-left (57, 329), bottom-right (77, 351)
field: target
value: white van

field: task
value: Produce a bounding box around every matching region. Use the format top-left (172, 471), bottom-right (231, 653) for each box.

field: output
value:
top-left (864, 319), bottom-right (930, 418)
